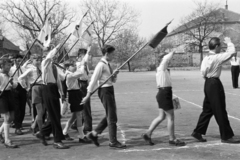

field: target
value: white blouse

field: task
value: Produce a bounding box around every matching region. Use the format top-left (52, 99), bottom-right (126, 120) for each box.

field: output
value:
top-left (156, 52), bottom-right (174, 88)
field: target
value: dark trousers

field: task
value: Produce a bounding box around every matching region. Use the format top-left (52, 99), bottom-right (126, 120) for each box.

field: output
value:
top-left (41, 84), bottom-right (64, 142)
top-left (95, 86), bottom-right (118, 143)
top-left (194, 78), bottom-right (234, 140)
top-left (80, 81), bottom-right (92, 132)
top-left (13, 84), bottom-right (27, 129)
top-left (231, 65), bottom-right (239, 88)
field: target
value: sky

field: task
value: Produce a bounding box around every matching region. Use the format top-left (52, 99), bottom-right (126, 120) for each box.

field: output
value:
top-left (4, 0), bottom-right (240, 49)
top-left (67, 0), bottom-right (240, 39)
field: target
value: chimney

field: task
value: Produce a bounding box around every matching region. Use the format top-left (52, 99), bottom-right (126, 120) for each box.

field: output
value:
top-left (225, 0), bottom-right (228, 10)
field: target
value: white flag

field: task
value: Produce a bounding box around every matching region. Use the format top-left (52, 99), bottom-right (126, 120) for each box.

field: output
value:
top-left (81, 23), bottom-right (93, 45)
top-left (37, 16), bottom-right (51, 47)
top-left (72, 10), bottom-right (89, 39)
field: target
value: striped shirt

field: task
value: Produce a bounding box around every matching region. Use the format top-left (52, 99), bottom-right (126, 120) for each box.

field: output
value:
top-left (156, 52), bottom-right (174, 88)
top-left (201, 42), bottom-right (236, 78)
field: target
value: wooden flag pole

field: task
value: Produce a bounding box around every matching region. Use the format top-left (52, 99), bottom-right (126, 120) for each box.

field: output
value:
top-left (90, 42), bottom-right (149, 96)
top-left (55, 33), bottom-right (72, 58)
top-left (59, 21), bottom-right (94, 63)
top-left (59, 39), bottom-right (79, 63)
top-left (0, 38), bottom-right (37, 96)
top-left (30, 34), bottom-right (72, 89)
top-left (89, 20), bottom-right (173, 96)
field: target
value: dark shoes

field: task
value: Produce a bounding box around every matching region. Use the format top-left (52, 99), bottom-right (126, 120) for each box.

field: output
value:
top-left (169, 139), bottom-right (186, 146)
top-left (35, 132), bottom-right (48, 146)
top-left (221, 138), bottom-right (240, 144)
top-left (64, 134), bottom-right (74, 141)
top-left (191, 132), bottom-right (207, 142)
top-left (53, 142), bottom-right (69, 149)
top-left (4, 141), bottom-right (18, 148)
top-left (87, 132), bottom-right (99, 146)
top-left (142, 133), bottom-right (154, 146)
top-left (79, 137), bottom-right (92, 143)
top-left (109, 141), bottom-right (127, 149)
top-left (15, 129), bottom-right (24, 135)
top-left (0, 134), bottom-right (4, 143)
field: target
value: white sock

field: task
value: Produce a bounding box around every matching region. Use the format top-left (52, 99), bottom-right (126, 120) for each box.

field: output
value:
top-left (63, 120), bottom-right (71, 135)
top-left (77, 127), bottom-right (84, 139)
top-left (3, 123), bottom-right (10, 143)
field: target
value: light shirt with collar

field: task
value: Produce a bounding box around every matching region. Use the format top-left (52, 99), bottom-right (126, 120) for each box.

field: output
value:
top-left (230, 57), bottom-right (240, 66)
top-left (18, 65), bottom-right (43, 90)
top-left (156, 52), bottom-right (174, 88)
top-left (9, 64), bottom-right (26, 84)
top-left (41, 47), bottom-right (66, 96)
top-left (9, 60), bottom-right (32, 84)
top-left (87, 58), bottom-right (116, 93)
top-left (76, 53), bottom-right (90, 81)
top-left (66, 66), bottom-right (84, 90)
top-left (0, 72), bottom-right (18, 91)
top-left (201, 42), bottom-right (236, 78)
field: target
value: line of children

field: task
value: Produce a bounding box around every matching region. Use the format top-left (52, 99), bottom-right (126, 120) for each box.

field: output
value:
top-left (1, 38), bottom-right (239, 151)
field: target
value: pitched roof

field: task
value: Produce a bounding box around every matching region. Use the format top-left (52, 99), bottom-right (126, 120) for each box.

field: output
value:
top-left (168, 8), bottom-right (240, 37)
top-left (1, 36), bottom-right (21, 51)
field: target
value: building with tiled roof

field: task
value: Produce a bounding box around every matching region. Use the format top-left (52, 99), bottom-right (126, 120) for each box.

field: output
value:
top-left (0, 30), bottom-right (21, 57)
top-left (165, 6), bottom-right (240, 53)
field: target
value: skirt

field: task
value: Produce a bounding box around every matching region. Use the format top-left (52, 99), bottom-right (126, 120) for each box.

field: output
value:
top-left (68, 90), bottom-right (83, 112)
top-left (0, 90), bottom-right (15, 113)
top-left (32, 84), bottom-right (43, 105)
top-left (156, 87), bottom-right (174, 111)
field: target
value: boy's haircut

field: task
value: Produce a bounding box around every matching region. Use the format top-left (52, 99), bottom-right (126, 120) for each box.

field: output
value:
top-left (14, 54), bottom-right (23, 59)
top-left (0, 58), bottom-right (12, 69)
top-left (102, 45), bottom-right (115, 55)
top-left (209, 37), bottom-right (221, 50)
top-left (78, 48), bottom-right (87, 55)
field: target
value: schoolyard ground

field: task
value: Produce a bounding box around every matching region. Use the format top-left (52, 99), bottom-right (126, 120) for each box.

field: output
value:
top-left (1, 70), bottom-right (240, 160)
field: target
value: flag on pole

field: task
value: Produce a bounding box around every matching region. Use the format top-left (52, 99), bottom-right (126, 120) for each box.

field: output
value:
top-left (81, 22), bottom-right (94, 46)
top-left (148, 19), bottom-right (173, 48)
top-left (72, 10), bottom-right (89, 39)
top-left (37, 16), bottom-right (51, 47)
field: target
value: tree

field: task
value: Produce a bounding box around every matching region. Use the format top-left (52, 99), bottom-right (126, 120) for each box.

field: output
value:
top-left (112, 28), bottom-right (146, 71)
top-left (81, 0), bottom-right (139, 49)
top-left (180, 0), bottom-right (222, 62)
top-left (0, 0), bottom-right (75, 49)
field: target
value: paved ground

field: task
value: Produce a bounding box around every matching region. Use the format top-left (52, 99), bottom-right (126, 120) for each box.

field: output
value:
top-left (1, 70), bottom-right (240, 160)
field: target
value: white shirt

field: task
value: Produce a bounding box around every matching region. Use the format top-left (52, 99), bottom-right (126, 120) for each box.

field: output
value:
top-left (201, 42), bottom-right (236, 78)
top-left (0, 72), bottom-right (17, 91)
top-left (9, 65), bottom-right (25, 84)
top-left (156, 52), bottom-right (173, 88)
top-left (18, 66), bottom-right (43, 90)
top-left (41, 47), bottom-right (66, 96)
top-left (9, 60), bottom-right (32, 84)
top-left (76, 53), bottom-right (90, 81)
top-left (87, 58), bottom-right (116, 93)
top-left (230, 57), bottom-right (240, 66)
top-left (66, 66), bottom-right (84, 90)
